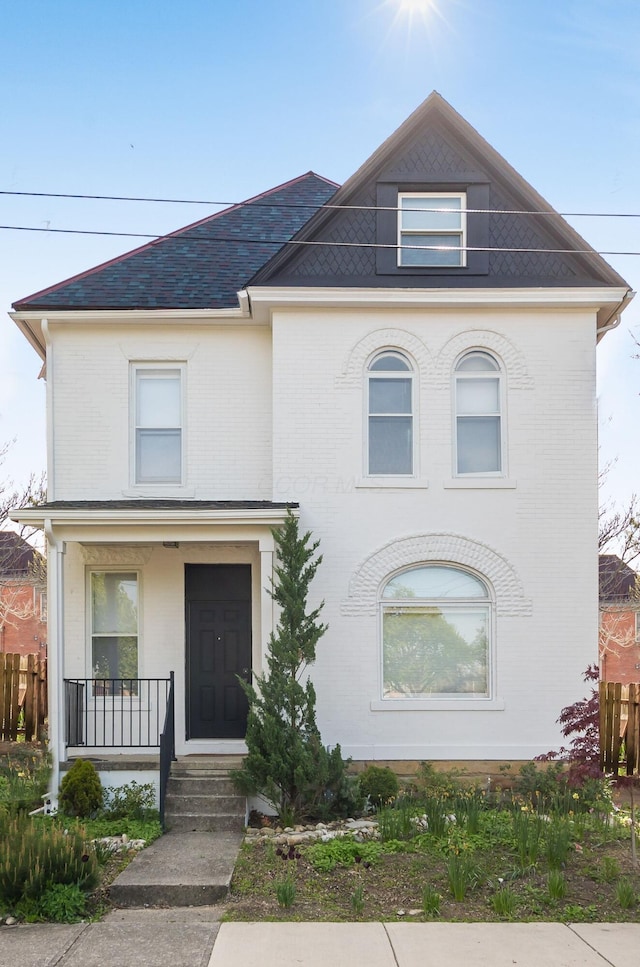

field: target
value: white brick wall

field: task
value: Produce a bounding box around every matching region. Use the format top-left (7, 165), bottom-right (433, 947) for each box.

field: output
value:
top-left (53, 303), bottom-right (600, 760)
top-left (270, 306), bottom-right (599, 759)
top-left (51, 322), bottom-right (272, 500)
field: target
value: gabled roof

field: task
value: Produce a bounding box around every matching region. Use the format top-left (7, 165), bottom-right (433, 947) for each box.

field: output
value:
top-left (252, 92), bottom-right (629, 291)
top-left (0, 531), bottom-right (42, 577)
top-left (599, 554), bottom-right (639, 602)
top-left (13, 173), bottom-right (338, 311)
top-left (12, 93), bottom-right (630, 314)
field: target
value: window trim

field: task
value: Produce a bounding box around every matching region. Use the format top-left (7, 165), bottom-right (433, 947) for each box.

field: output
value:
top-left (365, 350), bottom-right (416, 479)
top-left (130, 362), bottom-right (185, 488)
top-left (378, 563), bottom-right (496, 705)
top-left (397, 191), bottom-right (467, 268)
top-left (453, 350), bottom-right (505, 478)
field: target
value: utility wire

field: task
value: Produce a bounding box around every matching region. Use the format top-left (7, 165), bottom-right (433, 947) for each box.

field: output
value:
top-left (0, 189), bottom-right (638, 220)
top-left (1, 223), bottom-right (639, 257)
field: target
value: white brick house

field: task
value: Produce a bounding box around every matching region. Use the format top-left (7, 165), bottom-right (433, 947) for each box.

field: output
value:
top-left (10, 93), bottom-right (632, 795)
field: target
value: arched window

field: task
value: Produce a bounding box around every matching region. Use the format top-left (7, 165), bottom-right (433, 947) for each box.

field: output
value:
top-left (454, 351), bottom-right (503, 475)
top-left (367, 351), bottom-right (414, 475)
top-left (381, 564), bottom-right (491, 699)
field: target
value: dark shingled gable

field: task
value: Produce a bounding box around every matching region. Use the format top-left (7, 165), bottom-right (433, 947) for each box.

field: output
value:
top-left (13, 173), bottom-right (338, 311)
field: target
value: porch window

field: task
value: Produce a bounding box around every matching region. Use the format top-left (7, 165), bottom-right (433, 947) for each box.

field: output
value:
top-left (90, 571), bottom-right (138, 694)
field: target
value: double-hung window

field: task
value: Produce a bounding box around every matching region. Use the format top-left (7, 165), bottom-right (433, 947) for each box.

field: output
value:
top-left (398, 192), bottom-right (466, 267)
top-left (381, 565), bottom-right (491, 699)
top-left (367, 352), bottom-right (413, 475)
top-left (455, 352), bottom-right (503, 475)
top-left (133, 366), bottom-right (183, 484)
top-left (90, 571), bottom-right (138, 692)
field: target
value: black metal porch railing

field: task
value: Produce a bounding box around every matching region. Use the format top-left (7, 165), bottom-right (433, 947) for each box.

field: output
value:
top-left (159, 671), bottom-right (175, 828)
top-left (63, 677), bottom-right (173, 749)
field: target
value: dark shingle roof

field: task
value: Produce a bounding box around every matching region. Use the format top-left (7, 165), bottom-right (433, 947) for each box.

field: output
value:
top-left (13, 173), bottom-right (338, 311)
top-left (0, 531), bottom-right (41, 576)
top-left (599, 554), bottom-right (639, 602)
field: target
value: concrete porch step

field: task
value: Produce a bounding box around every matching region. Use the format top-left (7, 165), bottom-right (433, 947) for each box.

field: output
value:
top-left (172, 755), bottom-right (245, 772)
top-left (163, 811), bottom-right (245, 833)
top-left (166, 793), bottom-right (245, 814)
top-left (167, 775), bottom-right (239, 796)
top-left (109, 830), bottom-right (243, 907)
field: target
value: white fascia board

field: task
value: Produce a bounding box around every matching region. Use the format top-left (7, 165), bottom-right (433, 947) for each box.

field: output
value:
top-left (10, 506), bottom-right (297, 530)
top-left (9, 305), bottom-right (255, 337)
top-left (246, 285), bottom-right (631, 324)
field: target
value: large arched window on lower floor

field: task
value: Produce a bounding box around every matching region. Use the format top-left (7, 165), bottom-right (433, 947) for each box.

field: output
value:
top-left (381, 564), bottom-right (491, 699)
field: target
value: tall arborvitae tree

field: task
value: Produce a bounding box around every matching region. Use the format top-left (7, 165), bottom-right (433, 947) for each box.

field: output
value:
top-left (233, 509), bottom-right (348, 820)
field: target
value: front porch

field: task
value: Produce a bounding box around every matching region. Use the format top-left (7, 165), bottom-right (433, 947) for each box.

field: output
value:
top-left (11, 499), bottom-right (296, 804)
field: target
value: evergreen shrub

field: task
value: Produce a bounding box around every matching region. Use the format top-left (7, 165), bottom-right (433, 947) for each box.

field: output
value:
top-left (59, 759), bottom-right (103, 818)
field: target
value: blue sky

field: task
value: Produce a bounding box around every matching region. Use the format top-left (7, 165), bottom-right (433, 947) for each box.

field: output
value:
top-left (1, 0), bottom-right (639, 514)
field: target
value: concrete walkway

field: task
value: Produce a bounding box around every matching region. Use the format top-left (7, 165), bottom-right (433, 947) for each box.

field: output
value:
top-left (1, 918), bottom-right (639, 967)
top-left (109, 831), bottom-right (243, 907)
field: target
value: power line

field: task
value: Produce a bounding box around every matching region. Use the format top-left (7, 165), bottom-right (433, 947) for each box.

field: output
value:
top-left (0, 189), bottom-right (638, 220)
top-left (1, 223), bottom-right (640, 257)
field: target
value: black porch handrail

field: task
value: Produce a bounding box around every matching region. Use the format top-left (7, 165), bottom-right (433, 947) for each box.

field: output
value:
top-left (159, 671), bottom-right (176, 829)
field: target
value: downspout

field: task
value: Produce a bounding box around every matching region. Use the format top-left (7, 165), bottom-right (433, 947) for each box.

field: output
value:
top-left (44, 518), bottom-right (65, 807)
top-left (41, 319), bottom-right (55, 500)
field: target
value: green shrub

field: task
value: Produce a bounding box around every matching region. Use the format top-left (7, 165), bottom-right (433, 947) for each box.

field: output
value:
top-left (305, 837), bottom-right (382, 872)
top-left (412, 762), bottom-right (476, 801)
top-left (0, 813), bottom-right (98, 908)
top-left (59, 760), bottom-right (103, 818)
top-left (358, 766), bottom-right (399, 808)
top-left (34, 883), bottom-right (88, 922)
top-left (103, 781), bottom-right (157, 820)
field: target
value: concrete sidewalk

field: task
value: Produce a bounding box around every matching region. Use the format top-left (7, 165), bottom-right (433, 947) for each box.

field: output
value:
top-left (209, 922), bottom-right (640, 967)
top-left (1, 917), bottom-right (639, 967)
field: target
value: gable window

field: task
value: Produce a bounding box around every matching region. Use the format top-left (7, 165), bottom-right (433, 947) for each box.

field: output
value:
top-left (381, 565), bottom-right (491, 699)
top-left (455, 351), bottom-right (503, 475)
top-left (90, 571), bottom-right (138, 693)
top-left (133, 366), bottom-right (183, 484)
top-left (398, 192), bottom-right (466, 267)
top-left (367, 351), bottom-right (413, 475)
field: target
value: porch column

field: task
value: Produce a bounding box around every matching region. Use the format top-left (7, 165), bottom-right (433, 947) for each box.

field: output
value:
top-left (259, 539), bottom-right (275, 672)
top-left (44, 520), bottom-right (65, 805)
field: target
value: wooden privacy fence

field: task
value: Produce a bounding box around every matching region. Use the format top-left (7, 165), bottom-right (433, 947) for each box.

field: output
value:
top-left (0, 653), bottom-right (48, 742)
top-left (600, 681), bottom-right (640, 776)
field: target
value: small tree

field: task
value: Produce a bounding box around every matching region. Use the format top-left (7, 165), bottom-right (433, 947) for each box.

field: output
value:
top-left (233, 510), bottom-right (348, 821)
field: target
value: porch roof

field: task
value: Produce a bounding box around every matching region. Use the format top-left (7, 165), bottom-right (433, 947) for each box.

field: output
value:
top-left (10, 499), bottom-right (299, 531)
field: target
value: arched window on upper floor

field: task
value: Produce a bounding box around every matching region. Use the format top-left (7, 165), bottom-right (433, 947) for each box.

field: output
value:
top-left (454, 351), bottom-right (503, 475)
top-left (367, 351), bottom-right (414, 476)
top-left (381, 564), bottom-right (492, 700)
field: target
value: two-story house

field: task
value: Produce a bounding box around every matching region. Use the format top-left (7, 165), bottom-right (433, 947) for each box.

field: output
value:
top-left (10, 93), bottom-right (632, 800)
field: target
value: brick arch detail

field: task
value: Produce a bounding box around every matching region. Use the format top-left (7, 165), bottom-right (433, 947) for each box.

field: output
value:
top-left (336, 328), bottom-right (432, 387)
top-left (342, 533), bottom-right (531, 617)
top-left (433, 329), bottom-right (532, 390)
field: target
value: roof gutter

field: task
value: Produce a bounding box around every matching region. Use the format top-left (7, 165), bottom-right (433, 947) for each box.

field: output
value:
top-left (596, 289), bottom-right (635, 343)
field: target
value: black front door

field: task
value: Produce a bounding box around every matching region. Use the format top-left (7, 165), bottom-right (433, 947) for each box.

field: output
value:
top-left (185, 564), bottom-right (251, 739)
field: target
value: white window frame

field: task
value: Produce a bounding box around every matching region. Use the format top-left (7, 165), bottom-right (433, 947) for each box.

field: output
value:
top-left (87, 569), bottom-right (140, 692)
top-left (378, 564), bottom-right (495, 706)
top-left (398, 191), bottom-right (467, 268)
top-left (635, 611), bottom-right (640, 642)
top-left (131, 363), bottom-right (185, 487)
top-left (453, 351), bottom-right (505, 477)
top-left (365, 350), bottom-right (416, 478)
